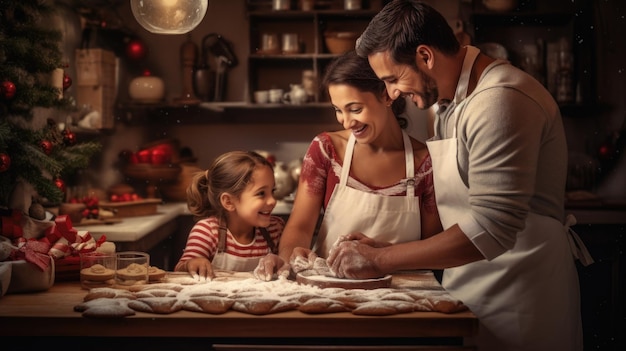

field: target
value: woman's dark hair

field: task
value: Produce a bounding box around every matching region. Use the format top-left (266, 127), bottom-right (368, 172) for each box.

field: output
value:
top-left (355, 0), bottom-right (460, 67)
top-left (186, 150), bottom-right (273, 221)
top-left (322, 50), bottom-right (407, 128)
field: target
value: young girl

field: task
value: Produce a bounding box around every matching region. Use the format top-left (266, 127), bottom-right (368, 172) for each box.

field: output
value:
top-left (174, 150), bottom-right (284, 280)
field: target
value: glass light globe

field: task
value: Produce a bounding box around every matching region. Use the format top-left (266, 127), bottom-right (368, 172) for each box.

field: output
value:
top-left (130, 0), bottom-right (209, 35)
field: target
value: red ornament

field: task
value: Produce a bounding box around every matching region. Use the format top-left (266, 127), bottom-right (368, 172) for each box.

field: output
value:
top-left (0, 153), bottom-right (10, 172)
top-left (40, 140), bottom-right (53, 155)
top-left (1, 80), bottom-right (16, 99)
top-left (62, 128), bottom-right (76, 146)
top-left (54, 178), bottom-right (66, 193)
top-left (126, 39), bottom-right (147, 61)
top-left (63, 73), bottom-right (72, 90)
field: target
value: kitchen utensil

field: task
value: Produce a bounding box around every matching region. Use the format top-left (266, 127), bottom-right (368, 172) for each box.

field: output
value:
top-left (254, 90), bottom-right (269, 103)
top-left (324, 31), bottom-right (358, 54)
top-left (296, 272), bottom-right (393, 289)
top-left (202, 33), bottom-right (238, 102)
top-left (273, 0), bottom-right (290, 10)
top-left (344, 0), bottom-right (362, 10)
top-left (269, 88), bottom-right (283, 103)
top-left (259, 33), bottom-right (280, 54)
top-left (283, 84), bottom-right (307, 105)
top-left (281, 33), bottom-right (300, 54)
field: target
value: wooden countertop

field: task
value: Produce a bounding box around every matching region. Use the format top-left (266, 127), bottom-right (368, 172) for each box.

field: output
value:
top-left (0, 272), bottom-right (477, 340)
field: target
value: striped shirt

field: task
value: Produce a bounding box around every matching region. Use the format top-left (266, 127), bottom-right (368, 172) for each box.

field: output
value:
top-left (177, 216), bottom-right (284, 264)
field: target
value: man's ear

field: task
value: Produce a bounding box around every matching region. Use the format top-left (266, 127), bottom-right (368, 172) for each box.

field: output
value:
top-left (416, 45), bottom-right (434, 69)
top-left (220, 193), bottom-right (236, 212)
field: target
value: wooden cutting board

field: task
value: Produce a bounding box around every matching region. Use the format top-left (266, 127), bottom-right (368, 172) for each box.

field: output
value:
top-left (296, 272), bottom-right (392, 290)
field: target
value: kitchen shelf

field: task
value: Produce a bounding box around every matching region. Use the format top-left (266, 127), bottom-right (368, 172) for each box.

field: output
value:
top-left (246, 2), bottom-right (387, 104)
top-left (115, 102), bottom-right (337, 125)
top-left (468, 0), bottom-right (596, 108)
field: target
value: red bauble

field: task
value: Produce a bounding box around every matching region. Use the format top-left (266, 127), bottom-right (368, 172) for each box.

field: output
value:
top-left (1, 80), bottom-right (16, 99)
top-left (63, 73), bottom-right (72, 90)
top-left (0, 153), bottom-right (10, 172)
top-left (40, 140), bottom-right (53, 155)
top-left (54, 178), bottom-right (66, 193)
top-left (62, 128), bottom-right (76, 146)
top-left (126, 39), bottom-right (147, 61)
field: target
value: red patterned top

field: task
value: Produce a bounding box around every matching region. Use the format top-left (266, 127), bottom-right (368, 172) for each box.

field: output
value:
top-left (299, 132), bottom-right (437, 213)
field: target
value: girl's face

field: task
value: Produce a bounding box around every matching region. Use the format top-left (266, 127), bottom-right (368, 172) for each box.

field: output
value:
top-left (329, 83), bottom-right (391, 144)
top-left (231, 165), bottom-right (277, 228)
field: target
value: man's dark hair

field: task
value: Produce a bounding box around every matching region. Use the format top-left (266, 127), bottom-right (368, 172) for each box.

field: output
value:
top-left (356, 0), bottom-right (460, 66)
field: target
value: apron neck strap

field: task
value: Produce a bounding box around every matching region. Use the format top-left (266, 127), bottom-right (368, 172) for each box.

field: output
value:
top-left (340, 131), bottom-right (415, 195)
top-left (259, 227), bottom-right (277, 254)
top-left (454, 46), bottom-right (480, 105)
top-left (217, 225), bottom-right (227, 253)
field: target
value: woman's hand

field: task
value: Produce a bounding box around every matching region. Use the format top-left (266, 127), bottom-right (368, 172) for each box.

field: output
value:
top-left (179, 257), bottom-right (214, 281)
top-left (289, 247), bottom-right (318, 273)
top-left (327, 238), bottom-right (385, 279)
top-left (253, 253), bottom-right (290, 281)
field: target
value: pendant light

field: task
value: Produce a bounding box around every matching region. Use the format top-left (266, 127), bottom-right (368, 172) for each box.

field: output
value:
top-left (130, 0), bottom-right (209, 35)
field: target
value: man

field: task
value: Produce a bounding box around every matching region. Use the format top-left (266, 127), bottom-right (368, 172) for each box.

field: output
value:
top-left (326, 1), bottom-right (592, 350)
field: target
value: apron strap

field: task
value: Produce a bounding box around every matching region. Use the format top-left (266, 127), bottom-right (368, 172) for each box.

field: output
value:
top-left (564, 214), bottom-right (594, 266)
top-left (260, 227), bottom-right (277, 254)
top-left (342, 131), bottom-right (415, 195)
top-left (339, 134), bottom-right (356, 185)
top-left (217, 225), bottom-right (227, 253)
top-left (402, 131), bottom-right (415, 197)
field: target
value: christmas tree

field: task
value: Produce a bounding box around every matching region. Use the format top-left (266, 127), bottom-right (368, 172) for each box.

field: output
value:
top-left (0, 0), bottom-right (101, 209)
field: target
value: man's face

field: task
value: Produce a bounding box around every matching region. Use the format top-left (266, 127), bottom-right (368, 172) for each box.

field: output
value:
top-left (368, 51), bottom-right (438, 110)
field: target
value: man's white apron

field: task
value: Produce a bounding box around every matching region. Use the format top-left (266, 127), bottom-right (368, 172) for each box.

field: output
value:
top-left (426, 46), bottom-right (586, 350)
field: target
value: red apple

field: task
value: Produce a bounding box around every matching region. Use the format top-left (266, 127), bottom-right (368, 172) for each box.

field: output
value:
top-left (136, 149), bottom-right (151, 163)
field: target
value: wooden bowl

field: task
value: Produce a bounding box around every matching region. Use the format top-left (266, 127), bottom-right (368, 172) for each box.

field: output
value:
top-left (324, 31), bottom-right (359, 54)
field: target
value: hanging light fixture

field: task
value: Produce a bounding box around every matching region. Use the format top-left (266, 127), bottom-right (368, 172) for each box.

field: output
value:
top-left (130, 0), bottom-right (209, 35)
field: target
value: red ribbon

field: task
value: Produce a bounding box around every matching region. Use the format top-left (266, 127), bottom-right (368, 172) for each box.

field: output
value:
top-left (12, 238), bottom-right (52, 271)
top-left (45, 215), bottom-right (78, 244)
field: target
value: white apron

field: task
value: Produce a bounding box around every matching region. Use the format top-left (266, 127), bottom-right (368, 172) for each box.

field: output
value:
top-left (313, 131), bottom-right (421, 257)
top-left (212, 226), bottom-right (276, 272)
top-left (426, 46), bottom-right (586, 351)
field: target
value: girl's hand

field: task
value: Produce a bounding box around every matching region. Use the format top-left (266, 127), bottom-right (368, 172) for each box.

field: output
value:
top-left (253, 253), bottom-right (290, 281)
top-left (183, 257), bottom-right (215, 282)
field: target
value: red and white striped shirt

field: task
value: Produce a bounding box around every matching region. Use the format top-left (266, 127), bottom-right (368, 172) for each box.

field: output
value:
top-left (177, 216), bottom-right (284, 264)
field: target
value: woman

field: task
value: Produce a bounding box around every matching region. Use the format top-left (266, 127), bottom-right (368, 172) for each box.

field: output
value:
top-left (254, 51), bottom-right (441, 280)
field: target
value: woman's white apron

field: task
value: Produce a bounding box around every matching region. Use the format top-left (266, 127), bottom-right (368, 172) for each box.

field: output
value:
top-left (313, 131), bottom-right (421, 257)
top-left (212, 226), bottom-right (276, 272)
top-left (426, 46), bottom-right (587, 350)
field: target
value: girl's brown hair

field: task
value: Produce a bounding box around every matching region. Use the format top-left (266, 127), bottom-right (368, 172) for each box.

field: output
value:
top-left (186, 150), bottom-right (273, 221)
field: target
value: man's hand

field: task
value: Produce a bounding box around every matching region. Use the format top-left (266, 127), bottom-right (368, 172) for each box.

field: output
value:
top-left (327, 239), bottom-right (385, 279)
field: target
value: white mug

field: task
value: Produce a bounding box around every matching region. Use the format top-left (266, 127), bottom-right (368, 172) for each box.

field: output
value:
top-left (254, 90), bottom-right (269, 104)
top-left (269, 88), bottom-right (283, 103)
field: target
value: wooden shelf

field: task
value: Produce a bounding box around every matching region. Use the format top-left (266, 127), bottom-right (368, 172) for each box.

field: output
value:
top-left (115, 102), bottom-right (337, 125)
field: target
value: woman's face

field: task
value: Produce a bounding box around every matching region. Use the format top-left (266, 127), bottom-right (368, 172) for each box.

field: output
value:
top-left (328, 83), bottom-right (391, 143)
top-left (231, 165), bottom-right (277, 229)
top-left (368, 51), bottom-right (438, 110)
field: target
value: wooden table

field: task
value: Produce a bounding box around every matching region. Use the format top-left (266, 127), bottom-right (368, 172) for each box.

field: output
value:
top-left (0, 272), bottom-right (478, 350)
